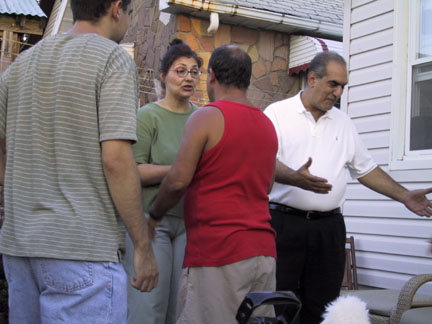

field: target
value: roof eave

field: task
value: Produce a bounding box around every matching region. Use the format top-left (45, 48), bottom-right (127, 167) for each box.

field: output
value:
top-left (163, 0), bottom-right (342, 41)
top-left (0, 0), bottom-right (47, 18)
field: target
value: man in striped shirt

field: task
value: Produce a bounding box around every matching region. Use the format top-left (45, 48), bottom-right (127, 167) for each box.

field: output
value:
top-left (0, 1), bottom-right (158, 323)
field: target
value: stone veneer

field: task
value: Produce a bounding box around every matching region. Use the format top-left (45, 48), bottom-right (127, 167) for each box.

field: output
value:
top-left (122, 0), bottom-right (176, 106)
top-left (124, 0), bottom-right (299, 109)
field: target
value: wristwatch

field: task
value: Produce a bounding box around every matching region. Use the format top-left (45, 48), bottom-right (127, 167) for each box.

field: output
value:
top-left (148, 207), bottom-right (162, 221)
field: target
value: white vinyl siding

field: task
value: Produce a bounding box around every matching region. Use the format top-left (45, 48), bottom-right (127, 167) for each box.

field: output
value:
top-left (57, 1), bottom-right (73, 34)
top-left (43, 0), bottom-right (73, 37)
top-left (43, 0), bottom-right (62, 37)
top-left (343, 0), bottom-right (432, 294)
top-left (289, 35), bottom-right (343, 70)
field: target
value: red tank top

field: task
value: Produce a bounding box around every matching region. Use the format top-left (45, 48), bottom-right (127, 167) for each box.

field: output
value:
top-left (183, 100), bottom-right (277, 267)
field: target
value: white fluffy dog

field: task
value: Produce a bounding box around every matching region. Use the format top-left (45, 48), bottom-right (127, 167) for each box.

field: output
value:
top-left (320, 295), bottom-right (371, 324)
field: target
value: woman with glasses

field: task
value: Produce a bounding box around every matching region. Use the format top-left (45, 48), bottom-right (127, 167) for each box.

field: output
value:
top-left (124, 39), bottom-right (203, 324)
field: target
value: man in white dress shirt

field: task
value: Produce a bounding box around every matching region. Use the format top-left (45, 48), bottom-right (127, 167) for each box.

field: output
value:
top-left (264, 51), bottom-right (432, 324)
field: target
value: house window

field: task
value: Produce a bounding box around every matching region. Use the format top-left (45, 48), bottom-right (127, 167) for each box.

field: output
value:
top-left (391, 0), bottom-right (432, 169)
top-left (407, 0), bottom-right (432, 153)
top-left (410, 63), bottom-right (432, 151)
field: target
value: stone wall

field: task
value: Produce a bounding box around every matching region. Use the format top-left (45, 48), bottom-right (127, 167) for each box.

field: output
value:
top-left (176, 15), bottom-right (298, 109)
top-left (125, 1), bottom-right (299, 109)
top-left (123, 0), bottom-right (176, 105)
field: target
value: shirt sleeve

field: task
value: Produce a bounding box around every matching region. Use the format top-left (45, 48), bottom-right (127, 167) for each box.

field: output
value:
top-left (132, 106), bottom-right (154, 164)
top-left (98, 46), bottom-right (139, 143)
top-left (347, 118), bottom-right (377, 179)
top-left (264, 103), bottom-right (283, 160)
top-left (0, 69), bottom-right (9, 140)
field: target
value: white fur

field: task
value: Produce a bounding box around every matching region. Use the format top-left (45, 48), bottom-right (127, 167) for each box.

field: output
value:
top-left (321, 295), bottom-right (371, 324)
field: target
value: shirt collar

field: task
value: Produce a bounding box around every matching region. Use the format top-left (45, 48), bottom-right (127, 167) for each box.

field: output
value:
top-left (294, 91), bottom-right (334, 120)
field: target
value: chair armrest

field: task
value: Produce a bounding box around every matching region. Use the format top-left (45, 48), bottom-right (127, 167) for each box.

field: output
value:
top-left (389, 274), bottom-right (432, 324)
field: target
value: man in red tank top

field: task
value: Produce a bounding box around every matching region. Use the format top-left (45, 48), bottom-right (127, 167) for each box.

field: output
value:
top-left (150, 45), bottom-right (278, 323)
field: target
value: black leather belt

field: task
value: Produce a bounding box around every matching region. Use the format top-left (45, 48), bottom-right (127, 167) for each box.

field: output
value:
top-left (269, 202), bottom-right (341, 220)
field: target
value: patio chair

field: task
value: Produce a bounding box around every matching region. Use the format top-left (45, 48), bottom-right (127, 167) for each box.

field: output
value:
top-left (341, 236), bottom-right (358, 290)
top-left (344, 274), bottom-right (432, 324)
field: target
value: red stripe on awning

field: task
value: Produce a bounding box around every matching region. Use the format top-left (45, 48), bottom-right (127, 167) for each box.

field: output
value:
top-left (289, 63), bottom-right (310, 76)
top-left (314, 37), bottom-right (329, 52)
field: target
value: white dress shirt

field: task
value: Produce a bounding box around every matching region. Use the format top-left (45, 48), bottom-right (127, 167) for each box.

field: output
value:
top-left (264, 92), bottom-right (377, 212)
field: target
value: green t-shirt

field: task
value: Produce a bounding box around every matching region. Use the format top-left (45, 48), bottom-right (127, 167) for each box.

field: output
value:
top-left (133, 103), bottom-right (197, 217)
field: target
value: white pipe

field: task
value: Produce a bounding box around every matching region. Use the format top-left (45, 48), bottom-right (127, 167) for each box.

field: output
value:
top-left (207, 12), bottom-right (219, 34)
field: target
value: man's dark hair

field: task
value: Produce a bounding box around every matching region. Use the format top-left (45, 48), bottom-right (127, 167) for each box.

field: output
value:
top-left (309, 51), bottom-right (347, 79)
top-left (159, 38), bottom-right (203, 89)
top-left (71, 0), bottom-right (131, 23)
top-left (208, 45), bottom-right (252, 90)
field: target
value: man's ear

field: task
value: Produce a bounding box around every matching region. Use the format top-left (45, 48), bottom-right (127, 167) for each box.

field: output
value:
top-left (110, 0), bottom-right (123, 22)
top-left (307, 71), bottom-right (317, 88)
top-left (208, 68), bottom-right (216, 84)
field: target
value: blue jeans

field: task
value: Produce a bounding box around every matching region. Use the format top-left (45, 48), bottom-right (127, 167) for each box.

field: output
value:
top-left (123, 215), bottom-right (186, 324)
top-left (2, 255), bottom-right (127, 324)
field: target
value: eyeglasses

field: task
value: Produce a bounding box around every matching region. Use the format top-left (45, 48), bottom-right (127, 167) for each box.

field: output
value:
top-left (171, 68), bottom-right (202, 78)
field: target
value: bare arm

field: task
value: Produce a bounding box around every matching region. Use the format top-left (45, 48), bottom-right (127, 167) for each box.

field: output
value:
top-left (137, 163), bottom-right (171, 186)
top-left (151, 108), bottom-right (220, 220)
top-left (134, 106), bottom-right (171, 186)
top-left (275, 157), bottom-right (332, 194)
top-left (101, 140), bottom-right (158, 291)
top-left (358, 167), bottom-right (432, 217)
top-left (268, 160), bottom-right (276, 194)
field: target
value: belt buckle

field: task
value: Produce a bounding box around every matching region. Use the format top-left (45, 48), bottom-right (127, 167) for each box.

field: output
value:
top-left (306, 211), bottom-right (311, 220)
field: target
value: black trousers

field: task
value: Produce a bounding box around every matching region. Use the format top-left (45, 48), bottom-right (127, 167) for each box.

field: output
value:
top-left (269, 208), bottom-right (346, 324)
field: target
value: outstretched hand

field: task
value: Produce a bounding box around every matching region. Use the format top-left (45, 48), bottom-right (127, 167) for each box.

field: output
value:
top-left (401, 187), bottom-right (432, 217)
top-left (295, 157), bottom-right (333, 194)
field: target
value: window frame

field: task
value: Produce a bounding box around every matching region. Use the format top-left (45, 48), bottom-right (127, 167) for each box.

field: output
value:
top-left (390, 0), bottom-right (432, 170)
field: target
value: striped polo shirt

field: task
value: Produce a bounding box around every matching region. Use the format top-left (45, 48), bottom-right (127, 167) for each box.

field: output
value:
top-left (0, 33), bottom-right (139, 262)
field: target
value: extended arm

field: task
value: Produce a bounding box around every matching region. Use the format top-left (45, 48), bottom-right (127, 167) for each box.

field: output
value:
top-left (358, 167), bottom-right (432, 217)
top-left (151, 108), bottom-right (220, 220)
top-left (275, 157), bottom-right (332, 194)
top-left (137, 164), bottom-right (171, 186)
top-left (101, 140), bottom-right (159, 291)
top-left (133, 107), bottom-right (171, 186)
top-left (268, 160), bottom-right (276, 194)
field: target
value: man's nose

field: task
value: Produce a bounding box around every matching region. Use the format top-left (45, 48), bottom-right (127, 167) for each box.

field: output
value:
top-left (334, 85), bottom-right (344, 97)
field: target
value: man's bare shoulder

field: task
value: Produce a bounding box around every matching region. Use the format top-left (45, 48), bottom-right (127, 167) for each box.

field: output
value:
top-left (188, 105), bottom-right (224, 126)
top-left (184, 105), bottom-right (225, 151)
top-left (197, 105), bottom-right (223, 115)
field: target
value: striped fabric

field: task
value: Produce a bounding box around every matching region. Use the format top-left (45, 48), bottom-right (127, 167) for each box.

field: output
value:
top-left (0, 33), bottom-right (139, 262)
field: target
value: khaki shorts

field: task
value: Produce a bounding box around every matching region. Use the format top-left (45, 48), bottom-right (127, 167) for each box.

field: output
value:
top-left (176, 256), bottom-right (276, 324)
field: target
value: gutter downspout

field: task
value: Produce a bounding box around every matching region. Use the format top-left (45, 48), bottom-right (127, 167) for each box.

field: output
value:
top-left (207, 12), bottom-right (219, 33)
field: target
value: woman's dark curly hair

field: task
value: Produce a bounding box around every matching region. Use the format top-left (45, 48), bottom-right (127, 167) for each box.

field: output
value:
top-left (159, 39), bottom-right (203, 89)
